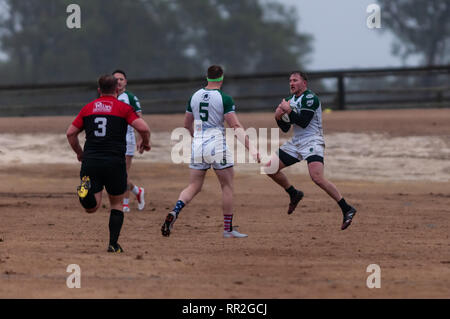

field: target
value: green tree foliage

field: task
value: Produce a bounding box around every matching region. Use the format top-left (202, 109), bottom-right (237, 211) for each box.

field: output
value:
top-left (377, 0), bottom-right (450, 66)
top-left (176, 0), bottom-right (312, 74)
top-left (0, 0), bottom-right (312, 84)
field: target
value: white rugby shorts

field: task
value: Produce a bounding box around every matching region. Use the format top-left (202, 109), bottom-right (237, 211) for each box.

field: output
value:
top-left (189, 135), bottom-right (234, 170)
top-left (280, 139), bottom-right (325, 162)
top-left (125, 128), bottom-right (136, 157)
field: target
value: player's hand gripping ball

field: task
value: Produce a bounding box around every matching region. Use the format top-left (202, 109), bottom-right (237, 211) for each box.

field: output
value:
top-left (280, 106), bottom-right (297, 123)
top-left (275, 105), bottom-right (290, 122)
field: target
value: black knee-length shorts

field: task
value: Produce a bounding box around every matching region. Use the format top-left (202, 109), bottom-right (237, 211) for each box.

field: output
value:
top-left (80, 158), bottom-right (127, 196)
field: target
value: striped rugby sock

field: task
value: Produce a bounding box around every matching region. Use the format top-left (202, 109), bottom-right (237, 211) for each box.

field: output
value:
top-left (224, 214), bottom-right (233, 232)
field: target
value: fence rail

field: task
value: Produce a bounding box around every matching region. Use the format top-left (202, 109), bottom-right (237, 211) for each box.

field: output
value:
top-left (0, 65), bottom-right (448, 116)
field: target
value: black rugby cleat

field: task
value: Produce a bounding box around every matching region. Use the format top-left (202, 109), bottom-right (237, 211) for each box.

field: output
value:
top-left (341, 206), bottom-right (357, 230)
top-left (287, 190), bottom-right (304, 215)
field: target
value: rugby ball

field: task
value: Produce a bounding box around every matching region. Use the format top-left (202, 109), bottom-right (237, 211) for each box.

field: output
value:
top-left (281, 113), bottom-right (290, 123)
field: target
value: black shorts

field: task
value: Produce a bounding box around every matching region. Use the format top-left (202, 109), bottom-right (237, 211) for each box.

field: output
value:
top-left (278, 149), bottom-right (300, 167)
top-left (278, 149), bottom-right (324, 167)
top-left (80, 158), bottom-right (127, 196)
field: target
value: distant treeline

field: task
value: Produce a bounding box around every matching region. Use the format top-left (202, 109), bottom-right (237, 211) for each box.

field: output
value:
top-left (0, 0), bottom-right (312, 84)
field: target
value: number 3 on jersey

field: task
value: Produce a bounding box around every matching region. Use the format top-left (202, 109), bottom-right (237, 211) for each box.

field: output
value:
top-left (199, 102), bottom-right (209, 122)
top-left (94, 117), bottom-right (107, 137)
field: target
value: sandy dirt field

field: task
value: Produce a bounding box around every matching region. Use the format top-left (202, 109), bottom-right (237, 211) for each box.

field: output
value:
top-left (0, 109), bottom-right (449, 298)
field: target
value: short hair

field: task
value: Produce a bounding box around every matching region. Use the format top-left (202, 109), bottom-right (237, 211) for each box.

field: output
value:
top-left (207, 65), bottom-right (224, 80)
top-left (98, 74), bottom-right (118, 94)
top-left (290, 71), bottom-right (308, 81)
top-left (112, 69), bottom-right (127, 79)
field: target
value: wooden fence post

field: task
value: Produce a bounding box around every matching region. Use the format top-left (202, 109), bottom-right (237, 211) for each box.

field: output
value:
top-left (337, 74), bottom-right (346, 110)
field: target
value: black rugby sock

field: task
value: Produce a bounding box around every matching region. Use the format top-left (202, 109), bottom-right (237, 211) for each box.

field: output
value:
top-left (338, 198), bottom-right (352, 213)
top-left (109, 209), bottom-right (124, 246)
top-left (285, 186), bottom-right (298, 199)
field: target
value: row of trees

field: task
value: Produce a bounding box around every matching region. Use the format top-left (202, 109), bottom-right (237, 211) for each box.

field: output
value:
top-left (377, 0), bottom-right (449, 66)
top-left (0, 0), bottom-right (312, 84)
top-left (0, 0), bottom-right (447, 85)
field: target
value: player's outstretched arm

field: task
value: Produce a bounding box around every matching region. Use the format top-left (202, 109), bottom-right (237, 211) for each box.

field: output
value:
top-left (225, 112), bottom-right (260, 163)
top-left (184, 112), bottom-right (194, 137)
top-left (135, 111), bottom-right (143, 149)
top-left (66, 124), bottom-right (83, 162)
top-left (131, 118), bottom-right (151, 153)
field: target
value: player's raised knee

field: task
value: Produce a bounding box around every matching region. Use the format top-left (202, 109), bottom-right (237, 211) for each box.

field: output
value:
top-left (79, 191), bottom-right (98, 213)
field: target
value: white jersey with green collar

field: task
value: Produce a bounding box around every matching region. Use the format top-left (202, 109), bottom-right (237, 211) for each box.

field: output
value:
top-left (286, 89), bottom-right (324, 145)
top-left (118, 91), bottom-right (141, 136)
top-left (186, 88), bottom-right (235, 138)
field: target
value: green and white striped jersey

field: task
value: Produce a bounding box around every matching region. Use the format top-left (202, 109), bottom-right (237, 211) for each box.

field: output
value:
top-left (186, 88), bottom-right (235, 137)
top-left (285, 89), bottom-right (324, 145)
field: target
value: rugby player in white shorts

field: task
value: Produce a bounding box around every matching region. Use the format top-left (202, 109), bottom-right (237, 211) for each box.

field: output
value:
top-left (113, 70), bottom-right (145, 213)
top-left (161, 65), bottom-right (260, 238)
top-left (266, 71), bottom-right (357, 230)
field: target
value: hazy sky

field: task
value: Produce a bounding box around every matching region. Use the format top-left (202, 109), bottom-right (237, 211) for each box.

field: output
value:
top-left (280, 0), bottom-right (420, 70)
top-left (0, 1), bottom-right (422, 70)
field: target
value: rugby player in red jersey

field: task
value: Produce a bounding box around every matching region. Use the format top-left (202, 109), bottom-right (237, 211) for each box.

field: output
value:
top-left (66, 75), bottom-right (151, 253)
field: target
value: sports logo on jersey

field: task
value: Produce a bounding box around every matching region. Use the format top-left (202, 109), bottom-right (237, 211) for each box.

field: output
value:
top-left (201, 93), bottom-right (211, 102)
top-left (306, 94), bottom-right (314, 99)
top-left (93, 101), bottom-right (112, 113)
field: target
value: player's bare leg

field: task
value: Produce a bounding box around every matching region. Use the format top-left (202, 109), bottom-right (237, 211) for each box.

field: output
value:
top-left (123, 155), bottom-right (133, 212)
top-left (214, 167), bottom-right (233, 215)
top-left (265, 154), bottom-right (304, 214)
top-left (264, 154), bottom-right (289, 188)
top-left (107, 193), bottom-right (125, 253)
top-left (124, 155), bottom-right (145, 212)
top-left (178, 169), bottom-right (207, 205)
top-left (109, 193), bottom-right (125, 211)
top-left (308, 162), bottom-right (342, 201)
top-left (161, 169), bottom-right (206, 237)
top-left (307, 161), bottom-right (357, 230)
top-left (214, 167), bottom-right (247, 238)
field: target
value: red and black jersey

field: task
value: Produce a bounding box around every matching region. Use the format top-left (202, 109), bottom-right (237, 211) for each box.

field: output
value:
top-left (72, 96), bottom-right (139, 161)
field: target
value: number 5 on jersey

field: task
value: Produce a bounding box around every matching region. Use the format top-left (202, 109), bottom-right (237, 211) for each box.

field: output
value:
top-left (200, 102), bottom-right (209, 122)
top-left (94, 117), bottom-right (107, 137)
